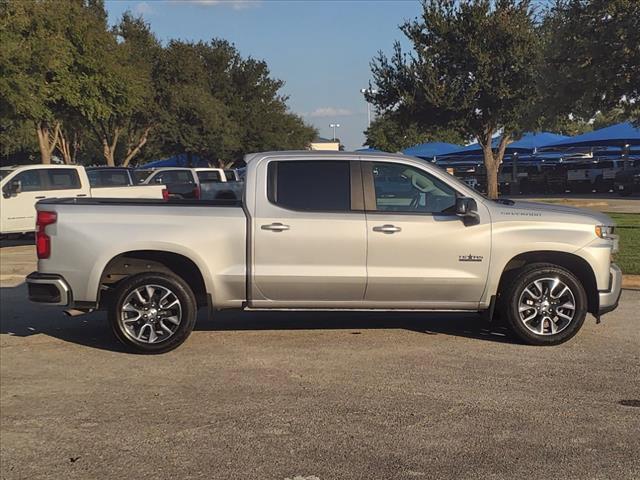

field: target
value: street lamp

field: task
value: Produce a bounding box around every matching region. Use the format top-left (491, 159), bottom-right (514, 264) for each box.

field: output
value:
top-left (360, 88), bottom-right (378, 128)
top-left (330, 123), bottom-right (340, 141)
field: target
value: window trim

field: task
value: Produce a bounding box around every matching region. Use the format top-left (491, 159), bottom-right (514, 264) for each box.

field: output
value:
top-left (361, 161), bottom-right (461, 216)
top-left (266, 159), bottom-right (364, 214)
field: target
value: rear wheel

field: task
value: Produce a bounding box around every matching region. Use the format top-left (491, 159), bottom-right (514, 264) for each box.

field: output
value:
top-left (108, 272), bottom-right (197, 353)
top-left (500, 263), bottom-right (587, 346)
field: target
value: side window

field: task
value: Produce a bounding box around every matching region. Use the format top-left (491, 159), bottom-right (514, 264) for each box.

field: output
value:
top-left (156, 171), bottom-right (194, 184)
top-left (45, 169), bottom-right (81, 190)
top-left (197, 171), bottom-right (221, 182)
top-left (370, 162), bottom-right (457, 214)
top-left (224, 170), bottom-right (237, 182)
top-left (13, 170), bottom-right (45, 192)
top-left (268, 160), bottom-right (351, 212)
top-left (88, 170), bottom-right (130, 187)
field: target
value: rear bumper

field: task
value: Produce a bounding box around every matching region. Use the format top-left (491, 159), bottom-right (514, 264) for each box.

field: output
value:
top-left (26, 272), bottom-right (71, 306)
top-left (598, 264), bottom-right (622, 316)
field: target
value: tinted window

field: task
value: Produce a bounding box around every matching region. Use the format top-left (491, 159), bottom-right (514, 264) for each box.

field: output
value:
top-left (13, 170), bottom-right (44, 192)
top-left (88, 169), bottom-right (131, 187)
top-left (46, 169), bottom-right (81, 190)
top-left (224, 170), bottom-right (237, 182)
top-left (197, 171), bottom-right (221, 182)
top-left (268, 160), bottom-right (350, 212)
top-left (133, 170), bottom-right (152, 183)
top-left (371, 162), bottom-right (456, 214)
top-left (153, 170), bottom-right (194, 184)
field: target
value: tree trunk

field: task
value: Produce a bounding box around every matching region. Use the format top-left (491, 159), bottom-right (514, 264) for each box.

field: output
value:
top-left (57, 127), bottom-right (79, 164)
top-left (101, 127), bottom-right (120, 167)
top-left (36, 121), bottom-right (60, 164)
top-left (122, 126), bottom-right (152, 167)
top-left (481, 131), bottom-right (511, 200)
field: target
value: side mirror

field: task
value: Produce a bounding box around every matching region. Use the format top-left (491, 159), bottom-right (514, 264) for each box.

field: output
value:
top-left (456, 197), bottom-right (479, 225)
top-left (3, 180), bottom-right (21, 198)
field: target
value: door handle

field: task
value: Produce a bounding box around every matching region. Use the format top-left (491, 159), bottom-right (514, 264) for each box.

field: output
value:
top-left (373, 224), bottom-right (402, 234)
top-left (76, 194), bottom-right (88, 197)
top-left (261, 222), bottom-right (290, 232)
top-left (35, 196), bottom-right (46, 199)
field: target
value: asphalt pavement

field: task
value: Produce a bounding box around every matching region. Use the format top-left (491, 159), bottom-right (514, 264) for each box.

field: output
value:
top-left (1, 246), bottom-right (639, 480)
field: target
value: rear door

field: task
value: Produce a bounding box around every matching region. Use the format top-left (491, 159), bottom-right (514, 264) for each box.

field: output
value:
top-left (251, 159), bottom-right (367, 307)
top-left (362, 160), bottom-right (491, 308)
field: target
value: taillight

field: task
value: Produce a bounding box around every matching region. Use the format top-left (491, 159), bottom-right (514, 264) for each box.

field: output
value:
top-left (193, 185), bottom-right (201, 200)
top-left (36, 210), bottom-right (57, 259)
top-left (162, 188), bottom-right (169, 200)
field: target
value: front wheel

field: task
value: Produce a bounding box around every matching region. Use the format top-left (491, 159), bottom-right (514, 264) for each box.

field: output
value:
top-left (108, 272), bottom-right (197, 353)
top-left (501, 263), bottom-right (587, 346)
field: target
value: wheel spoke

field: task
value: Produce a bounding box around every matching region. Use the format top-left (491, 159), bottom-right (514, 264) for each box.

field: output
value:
top-left (518, 276), bottom-right (576, 337)
top-left (120, 284), bottom-right (182, 345)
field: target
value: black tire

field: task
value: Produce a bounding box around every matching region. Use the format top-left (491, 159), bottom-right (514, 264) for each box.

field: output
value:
top-left (108, 272), bottom-right (197, 354)
top-left (500, 263), bottom-right (587, 346)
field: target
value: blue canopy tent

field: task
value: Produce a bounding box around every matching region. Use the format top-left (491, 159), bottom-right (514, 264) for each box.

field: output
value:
top-left (138, 153), bottom-right (210, 169)
top-left (402, 142), bottom-right (461, 159)
top-left (356, 147), bottom-right (382, 152)
top-left (540, 122), bottom-right (640, 150)
top-left (440, 132), bottom-right (569, 159)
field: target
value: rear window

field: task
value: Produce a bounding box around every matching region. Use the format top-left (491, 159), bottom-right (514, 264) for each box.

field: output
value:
top-left (267, 160), bottom-right (350, 212)
top-left (197, 171), bottom-right (222, 182)
top-left (152, 170), bottom-right (194, 184)
top-left (224, 170), bottom-right (237, 182)
top-left (46, 169), bottom-right (81, 190)
top-left (88, 169), bottom-right (131, 187)
top-left (132, 170), bottom-right (152, 183)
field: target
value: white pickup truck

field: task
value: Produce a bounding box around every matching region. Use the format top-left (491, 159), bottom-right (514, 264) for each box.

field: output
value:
top-left (26, 151), bottom-right (622, 353)
top-left (0, 164), bottom-right (166, 235)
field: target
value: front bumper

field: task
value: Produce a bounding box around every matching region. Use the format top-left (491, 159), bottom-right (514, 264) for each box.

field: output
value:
top-left (598, 263), bottom-right (622, 316)
top-left (26, 272), bottom-right (71, 306)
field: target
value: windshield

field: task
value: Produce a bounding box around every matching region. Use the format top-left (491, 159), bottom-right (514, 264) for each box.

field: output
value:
top-left (0, 168), bottom-right (16, 181)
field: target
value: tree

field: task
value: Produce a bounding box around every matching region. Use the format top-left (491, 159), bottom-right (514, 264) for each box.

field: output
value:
top-left (542, 0), bottom-right (640, 125)
top-left (70, 10), bottom-right (159, 166)
top-left (368, 0), bottom-right (541, 198)
top-left (153, 39), bottom-right (315, 167)
top-left (364, 111), bottom-right (463, 152)
top-left (0, 0), bottom-right (76, 163)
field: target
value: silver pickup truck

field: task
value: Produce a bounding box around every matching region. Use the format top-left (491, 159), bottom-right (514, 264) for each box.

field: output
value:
top-left (27, 151), bottom-right (622, 353)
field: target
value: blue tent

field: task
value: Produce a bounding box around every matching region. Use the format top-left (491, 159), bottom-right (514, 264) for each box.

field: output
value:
top-left (540, 122), bottom-right (640, 149)
top-left (356, 147), bottom-right (382, 152)
top-left (441, 132), bottom-right (569, 158)
top-left (403, 142), bottom-right (461, 158)
top-left (138, 153), bottom-right (210, 169)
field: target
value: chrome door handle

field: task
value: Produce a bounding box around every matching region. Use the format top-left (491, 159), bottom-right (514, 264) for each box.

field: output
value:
top-left (373, 224), bottom-right (401, 234)
top-left (261, 222), bottom-right (290, 232)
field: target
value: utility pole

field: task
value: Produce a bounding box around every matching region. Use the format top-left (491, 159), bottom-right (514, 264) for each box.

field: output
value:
top-left (360, 88), bottom-right (378, 128)
top-left (330, 123), bottom-right (340, 141)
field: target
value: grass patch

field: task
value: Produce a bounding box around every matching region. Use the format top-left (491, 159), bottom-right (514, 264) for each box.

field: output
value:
top-left (608, 213), bottom-right (640, 275)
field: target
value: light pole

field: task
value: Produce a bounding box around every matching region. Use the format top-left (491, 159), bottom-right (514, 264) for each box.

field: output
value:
top-left (360, 88), bottom-right (378, 128)
top-left (330, 123), bottom-right (340, 141)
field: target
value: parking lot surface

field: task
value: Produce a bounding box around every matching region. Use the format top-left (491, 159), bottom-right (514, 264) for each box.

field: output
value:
top-left (1, 246), bottom-right (639, 480)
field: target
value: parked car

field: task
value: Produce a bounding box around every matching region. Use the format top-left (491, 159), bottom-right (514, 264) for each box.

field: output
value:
top-left (0, 164), bottom-right (166, 235)
top-left (27, 151), bottom-right (621, 353)
top-left (566, 159), bottom-right (623, 193)
top-left (138, 167), bottom-right (241, 200)
top-left (614, 159), bottom-right (640, 196)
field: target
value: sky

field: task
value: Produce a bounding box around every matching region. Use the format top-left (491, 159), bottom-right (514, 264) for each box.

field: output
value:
top-left (104, 0), bottom-right (423, 150)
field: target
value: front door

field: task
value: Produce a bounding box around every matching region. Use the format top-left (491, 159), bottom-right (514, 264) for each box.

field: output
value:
top-left (1, 169), bottom-right (47, 233)
top-left (251, 159), bottom-right (367, 308)
top-left (362, 161), bottom-right (491, 309)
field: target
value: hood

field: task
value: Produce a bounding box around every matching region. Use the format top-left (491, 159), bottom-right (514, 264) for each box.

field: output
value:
top-left (488, 200), bottom-right (614, 226)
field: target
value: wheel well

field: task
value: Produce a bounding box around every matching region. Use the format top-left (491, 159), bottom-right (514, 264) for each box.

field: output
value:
top-left (99, 250), bottom-right (208, 307)
top-left (497, 251), bottom-right (598, 314)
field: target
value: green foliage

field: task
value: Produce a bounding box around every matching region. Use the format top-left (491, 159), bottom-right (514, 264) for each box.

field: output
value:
top-left (0, 0), bottom-right (315, 166)
top-left (542, 0), bottom-right (640, 124)
top-left (364, 112), bottom-right (463, 152)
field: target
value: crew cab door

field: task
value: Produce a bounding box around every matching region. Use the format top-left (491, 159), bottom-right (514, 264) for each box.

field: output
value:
top-left (251, 159), bottom-right (367, 307)
top-left (362, 160), bottom-right (491, 308)
top-left (1, 168), bottom-right (86, 234)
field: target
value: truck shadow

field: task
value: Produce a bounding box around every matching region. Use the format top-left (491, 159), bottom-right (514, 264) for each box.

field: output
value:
top-left (0, 283), bottom-right (514, 353)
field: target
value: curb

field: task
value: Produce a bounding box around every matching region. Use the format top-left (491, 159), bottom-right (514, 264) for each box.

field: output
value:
top-left (622, 275), bottom-right (640, 291)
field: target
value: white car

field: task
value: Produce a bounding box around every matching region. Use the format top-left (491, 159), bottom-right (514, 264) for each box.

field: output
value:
top-left (0, 164), bottom-right (166, 235)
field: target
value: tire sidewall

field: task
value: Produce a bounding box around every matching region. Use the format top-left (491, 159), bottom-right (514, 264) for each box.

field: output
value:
top-left (504, 264), bottom-right (587, 346)
top-left (109, 273), bottom-right (197, 354)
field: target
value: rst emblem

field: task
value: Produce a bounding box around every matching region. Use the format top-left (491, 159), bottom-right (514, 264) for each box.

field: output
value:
top-left (459, 254), bottom-right (483, 262)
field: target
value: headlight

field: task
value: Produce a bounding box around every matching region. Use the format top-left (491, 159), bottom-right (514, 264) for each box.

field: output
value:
top-left (595, 225), bottom-right (615, 239)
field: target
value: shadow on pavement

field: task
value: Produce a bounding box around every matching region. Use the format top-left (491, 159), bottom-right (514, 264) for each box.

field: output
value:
top-left (0, 283), bottom-right (515, 353)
